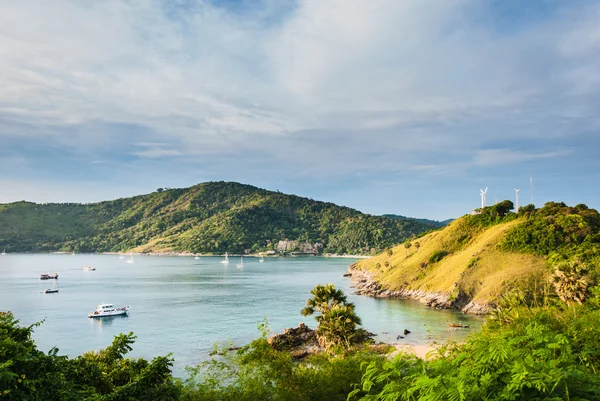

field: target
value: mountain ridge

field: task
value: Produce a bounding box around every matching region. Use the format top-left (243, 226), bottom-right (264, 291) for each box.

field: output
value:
top-left (0, 181), bottom-right (440, 255)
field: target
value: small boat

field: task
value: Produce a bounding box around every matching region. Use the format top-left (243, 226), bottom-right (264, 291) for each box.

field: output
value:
top-left (72, 251), bottom-right (75, 256)
top-left (84, 265), bottom-right (96, 271)
top-left (194, 256), bottom-right (200, 260)
top-left (40, 273), bottom-right (59, 280)
top-left (447, 322), bottom-right (471, 328)
top-left (88, 303), bottom-right (130, 318)
top-left (119, 255), bottom-right (125, 259)
top-left (45, 279), bottom-right (59, 294)
top-left (259, 255), bottom-right (264, 263)
top-left (1, 249), bottom-right (5, 256)
top-left (220, 252), bottom-right (230, 264)
top-left (126, 253), bottom-right (134, 264)
top-left (236, 256), bottom-right (244, 268)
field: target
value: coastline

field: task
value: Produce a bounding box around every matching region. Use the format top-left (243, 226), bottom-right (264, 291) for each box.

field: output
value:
top-left (344, 263), bottom-right (491, 315)
top-left (97, 251), bottom-right (372, 259)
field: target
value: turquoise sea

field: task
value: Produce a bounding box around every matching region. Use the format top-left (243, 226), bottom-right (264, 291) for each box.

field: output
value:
top-left (0, 254), bottom-right (482, 376)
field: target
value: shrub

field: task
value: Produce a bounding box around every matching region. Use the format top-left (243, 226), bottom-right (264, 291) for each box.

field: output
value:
top-left (428, 250), bottom-right (449, 264)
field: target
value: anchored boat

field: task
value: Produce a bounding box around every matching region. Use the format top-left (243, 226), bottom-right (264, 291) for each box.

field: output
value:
top-left (40, 273), bottom-right (59, 280)
top-left (45, 279), bottom-right (59, 294)
top-left (88, 303), bottom-right (130, 318)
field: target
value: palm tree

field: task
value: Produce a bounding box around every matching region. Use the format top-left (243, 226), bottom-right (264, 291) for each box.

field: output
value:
top-left (316, 305), bottom-right (362, 349)
top-left (301, 284), bottom-right (349, 320)
top-left (301, 284), bottom-right (362, 350)
top-left (551, 259), bottom-right (588, 306)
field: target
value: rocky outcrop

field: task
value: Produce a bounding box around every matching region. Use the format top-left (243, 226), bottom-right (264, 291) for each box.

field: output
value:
top-left (267, 323), bottom-right (318, 351)
top-left (266, 323), bottom-right (380, 359)
top-left (344, 263), bottom-right (491, 315)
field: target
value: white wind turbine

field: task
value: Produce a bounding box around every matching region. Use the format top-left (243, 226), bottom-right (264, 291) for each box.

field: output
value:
top-left (514, 188), bottom-right (520, 211)
top-left (480, 187), bottom-right (488, 209)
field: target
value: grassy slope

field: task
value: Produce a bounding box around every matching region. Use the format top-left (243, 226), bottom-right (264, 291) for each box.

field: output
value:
top-left (356, 217), bottom-right (548, 305)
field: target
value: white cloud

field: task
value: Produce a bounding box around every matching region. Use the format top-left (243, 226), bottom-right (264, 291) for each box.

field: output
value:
top-left (0, 0), bottom-right (599, 209)
top-left (472, 148), bottom-right (572, 167)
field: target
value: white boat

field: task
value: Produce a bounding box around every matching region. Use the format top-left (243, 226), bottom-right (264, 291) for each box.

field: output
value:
top-left (88, 303), bottom-right (130, 318)
top-left (1, 249), bottom-right (5, 256)
top-left (236, 256), bottom-right (244, 268)
top-left (84, 265), bottom-right (96, 271)
top-left (45, 279), bottom-right (59, 294)
top-left (126, 253), bottom-right (134, 264)
top-left (220, 252), bottom-right (229, 264)
top-left (72, 251), bottom-right (75, 256)
top-left (194, 256), bottom-right (200, 260)
top-left (119, 254), bottom-right (125, 259)
top-left (259, 255), bottom-right (264, 263)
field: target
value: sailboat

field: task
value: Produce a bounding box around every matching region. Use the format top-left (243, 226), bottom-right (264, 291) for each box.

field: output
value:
top-left (126, 252), bottom-right (134, 264)
top-left (1, 249), bottom-right (5, 256)
top-left (236, 257), bottom-right (244, 268)
top-left (220, 252), bottom-right (230, 264)
top-left (194, 255), bottom-right (200, 260)
top-left (45, 279), bottom-right (59, 294)
top-left (259, 255), bottom-right (264, 263)
top-left (119, 254), bottom-right (125, 259)
top-left (72, 250), bottom-right (75, 256)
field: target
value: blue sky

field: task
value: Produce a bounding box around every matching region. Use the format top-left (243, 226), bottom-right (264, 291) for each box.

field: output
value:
top-left (1, 0), bottom-right (599, 220)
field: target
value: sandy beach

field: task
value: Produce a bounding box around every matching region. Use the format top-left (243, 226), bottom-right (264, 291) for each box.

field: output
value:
top-left (389, 343), bottom-right (437, 360)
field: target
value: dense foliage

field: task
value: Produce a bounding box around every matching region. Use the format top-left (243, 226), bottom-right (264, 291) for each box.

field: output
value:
top-left (0, 182), bottom-right (439, 255)
top-left (350, 302), bottom-right (600, 400)
top-left (0, 312), bottom-right (180, 400)
top-left (503, 202), bottom-right (600, 265)
top-left (182, 322), bottom-right (386, 401)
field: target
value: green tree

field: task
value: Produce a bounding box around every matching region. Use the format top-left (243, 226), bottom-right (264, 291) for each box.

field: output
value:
top-left (301, 284), bottom-right (362, 349)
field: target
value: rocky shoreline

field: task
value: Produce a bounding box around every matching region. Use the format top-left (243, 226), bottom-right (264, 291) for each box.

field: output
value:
top-left (344, 264), bottom-right (491, 315)
top-left (266, 323), bottom-right (389, 360)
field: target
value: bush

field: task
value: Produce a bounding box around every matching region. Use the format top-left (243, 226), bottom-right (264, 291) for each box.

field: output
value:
top-left (428, 250), bottom-right (449, 264)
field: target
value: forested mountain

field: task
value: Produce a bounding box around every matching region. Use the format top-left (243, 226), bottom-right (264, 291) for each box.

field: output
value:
top-left (382, 214), bottom-right (452, 227)
top-left (0, 182), bottom-right (439, 254)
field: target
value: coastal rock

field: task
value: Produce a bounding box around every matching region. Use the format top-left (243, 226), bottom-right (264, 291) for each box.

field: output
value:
top-left (461, 301), bottom-right (492, 315)
top-left (344, 264), bottom-right (491, 314)
top-left (267, 323), bottom-right (318, 351)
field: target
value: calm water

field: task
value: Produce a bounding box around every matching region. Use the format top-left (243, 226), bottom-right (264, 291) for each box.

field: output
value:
top-left (0, 254), bottom-right (482, 376)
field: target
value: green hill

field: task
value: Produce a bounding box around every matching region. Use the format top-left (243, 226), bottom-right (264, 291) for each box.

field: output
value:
top-left (0, 182), bottom-right (439, 255)
top-left (354, 201), bottom-right (600, 313)
top-left (382, 214), bottom-right (452, 227)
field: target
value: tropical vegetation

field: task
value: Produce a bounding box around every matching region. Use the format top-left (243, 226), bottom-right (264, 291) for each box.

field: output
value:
top-left (300, 284), bottom-right (363, 350)
top-left (0, 182), bottom-right (439, 255)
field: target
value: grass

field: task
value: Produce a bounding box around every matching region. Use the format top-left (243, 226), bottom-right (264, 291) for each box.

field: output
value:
top-left (356, 217), bottom-right (548, 305)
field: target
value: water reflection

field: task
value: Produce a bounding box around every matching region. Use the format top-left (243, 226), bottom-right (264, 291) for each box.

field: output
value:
top-left (89, 314), bottom-right (129, 328)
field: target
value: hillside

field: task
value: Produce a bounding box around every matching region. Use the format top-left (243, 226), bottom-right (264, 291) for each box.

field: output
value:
top-left (0, 182), bottom-right (439, 255)
top-left (382, 214), bottom-right (452, 227)
top-left (352, 201), bottom-right (600, 313)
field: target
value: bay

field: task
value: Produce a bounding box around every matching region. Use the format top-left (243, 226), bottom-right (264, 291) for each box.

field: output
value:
top-left (0, 254), bottom-right (482, 376)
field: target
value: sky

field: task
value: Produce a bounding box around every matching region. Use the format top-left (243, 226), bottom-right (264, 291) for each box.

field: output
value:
top-left (1, 0), bottom-right (599, 221)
